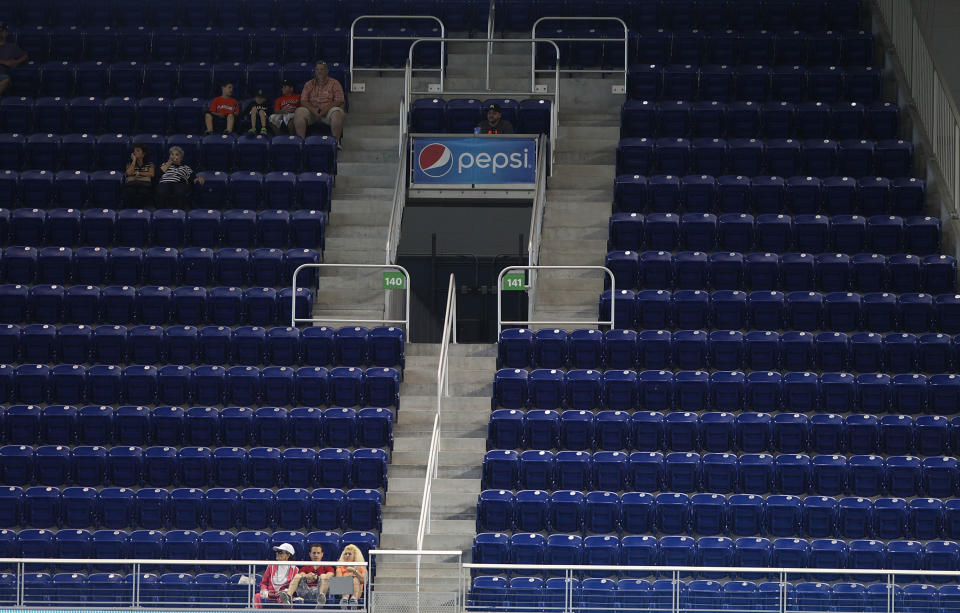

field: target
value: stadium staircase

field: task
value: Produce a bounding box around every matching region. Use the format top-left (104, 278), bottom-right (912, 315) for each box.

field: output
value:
top-left (532, 105), bottom-right (621, 325)
top-left (312, 76), bottom-right (400, 325)
top-left (376, 343), bottom-right (495, 591)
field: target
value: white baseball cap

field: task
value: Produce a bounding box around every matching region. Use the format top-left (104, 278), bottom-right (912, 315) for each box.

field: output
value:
top-left (273, 543), bottom-right (295, 556)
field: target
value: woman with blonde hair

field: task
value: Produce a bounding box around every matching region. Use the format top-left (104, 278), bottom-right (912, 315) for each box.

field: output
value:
top-left (335, 544), bottom-right (367, 608)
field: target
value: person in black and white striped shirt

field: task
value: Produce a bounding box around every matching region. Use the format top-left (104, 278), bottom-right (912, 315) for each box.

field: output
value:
top-left (156, 146), bottom-right (205, 209)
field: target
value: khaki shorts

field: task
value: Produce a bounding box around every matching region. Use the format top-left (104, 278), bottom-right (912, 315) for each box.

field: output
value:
top-left (302, 106), bottom-right (345, 125)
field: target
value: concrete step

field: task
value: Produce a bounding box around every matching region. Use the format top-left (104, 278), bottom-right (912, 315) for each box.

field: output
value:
top-left (401, 382), bottom-right (489, 396)
top-left (337, 149), bottom-right (399, 163)
top-left (394, 436), bottom-right (486, 453)
top-left (396, 394), bottom-right (490, 409)
top-left (554, 149), bottom-right (616, 164)
top-left (541, 225), bottom-right (610, 241)
top-left (404, 343), bottom-right (497, 357)
top-left (332, 187), bottom-right (395, 200)
top-left (335, 173), bottom-right (396, 189)
top-left (558, 125), bottom-right (621, 140)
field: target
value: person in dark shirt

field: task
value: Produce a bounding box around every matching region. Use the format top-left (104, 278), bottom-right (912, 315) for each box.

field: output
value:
top-left (0, 23), bottom-right (29, 97)
top-left (476, 103), bottom-right (514, 134)
top-left (247, 89), bottom-right (269, 135)
top-left (123, 144), bottom-right (155, 208)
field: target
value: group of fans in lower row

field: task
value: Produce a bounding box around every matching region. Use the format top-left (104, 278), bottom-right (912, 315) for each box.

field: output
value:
top-left (256, 542), bottom-right (368, 609)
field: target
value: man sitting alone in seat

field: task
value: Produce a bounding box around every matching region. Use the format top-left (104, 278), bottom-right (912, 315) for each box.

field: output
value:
top-left (286, 543), bottom-right (335, 605)
top-left (293, 60), bottom-right (345, 146)
top-left (476, 103), bottom-right (514, 134)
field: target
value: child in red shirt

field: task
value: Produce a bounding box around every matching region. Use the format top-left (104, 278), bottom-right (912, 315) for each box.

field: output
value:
top-left (205, 81), bottom-right (239, 135)
top-left (269, 79), bottom-right (301, 134)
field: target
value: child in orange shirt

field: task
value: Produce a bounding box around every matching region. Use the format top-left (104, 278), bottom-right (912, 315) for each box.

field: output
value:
top-left (204, 81), bottom-right (239, 134)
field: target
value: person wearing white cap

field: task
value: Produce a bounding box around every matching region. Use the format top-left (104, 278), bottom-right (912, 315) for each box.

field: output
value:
top-left (257, 543), bottom-right (299, 606)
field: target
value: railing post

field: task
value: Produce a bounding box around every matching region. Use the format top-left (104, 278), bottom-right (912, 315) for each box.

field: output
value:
top-left (15, 561), bottom-right (22, 607)
top-left (564, 569), bottom-right (573, 613)
top-left (888, 573), bottom-right (895, 613)
top-left (779, 570), bottom-right (786, 613)
top-left (671, 570), bottom-right (679, 613)
top-left (132, 563), bottom-right (140, 608)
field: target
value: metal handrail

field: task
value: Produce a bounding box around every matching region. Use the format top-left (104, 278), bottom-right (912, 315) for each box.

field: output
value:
top-left (349, 14), bottom-right (446, 84)
top-left (463, 562), bottom-right (960, 577)
top-left (415, 274), bottom-right (457, 591)
top-left (524, 134), bottom-right (549, 321)
top-left (386, 74), bottom-right (409, 267)
top-left (485, 0), bottom-right (496, 90)
top-left (531, 16), bottom-right (630, 90)
top-left (876, 0), bottom-right (959, 218)
top-left (497, 265), bottom-right (615, 333)
top-left (406, 37), bottom-right (560, 106)
top-left (290, 263), bottom-right (411, 333)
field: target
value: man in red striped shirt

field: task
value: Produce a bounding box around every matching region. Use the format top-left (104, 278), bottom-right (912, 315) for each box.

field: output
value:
top-left (292, 61), bottom-right (345, 146)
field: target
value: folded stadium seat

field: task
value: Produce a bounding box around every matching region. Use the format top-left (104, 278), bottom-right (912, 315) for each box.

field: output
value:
top-left (686, 140), bottom-right (725, 178)
top-left (816, 332), bottom-right (850, 371)
top-left (816, 252), bottom-right (853, 293)
top-left (899, 292), bottom-right (934, 333)
top-left (35, 445), bottom-right (71, 487)
top-left (772, 412), bottom-right (809, 455)
top-left (796, 101), bottom-right (833, 140)
top-left (847, 455), bottom-right (885, 498)
top-left (34, 96), bottom-right (69, 134)
top-left (811, 454), bottom-right (848, 497)
top-left (883, 332), bottom-right (919, 374)
top-left (215, 249), bottom-right (251, 289)
top-left (886, 541), bottom-right (923, 582)
top-left (886, 455), bottom-right (922, 498)
top-left (860, 293), bottom-right (897, 333)
top-left (810, 413), bottom-right (844, 454)
top-left (907, 498), bottom-right (944, 542)
top-left (0, 134), bottom-right (25, 172)
top-left (706, 253), bottom-right (743, 292)
top-left (19, 170), bottom-right (54, 209)
top-left (880, 414), bottom-right (916, 457)
top-left (775, 453), bottom-right (813, 496)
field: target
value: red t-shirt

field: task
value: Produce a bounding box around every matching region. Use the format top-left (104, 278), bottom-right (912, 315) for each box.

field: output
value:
top-left (274, 94), bottom-right (301, 113)
top-left (209, 96), bottom-right (239, 115)
top-left (299, 565), bottom-right (335, 586)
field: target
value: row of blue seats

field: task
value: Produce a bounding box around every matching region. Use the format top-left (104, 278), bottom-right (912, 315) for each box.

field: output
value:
top-left (478, 489), bottom-right (960, 539)
top-left (469, 577), bottom-right (953, 613)
top-left (482, 449), bottom-right (960, 498)
top-left (3, 0), bottom-right (472, 29)
top-left (604, 251), bottom-right (955, 294)
top-left (473, 533), bottom-right (954, 580)
top-left (612, 175), bottom-right (925, 216)
top-left (0, 528), bottom-right (377, 571)
top-left (625, 27), bottom-right (875, 66)
top-left (0, 134), bottom-right (338, 175)
top-left (0, 324), bottom-right (404, 369)
top-left (498, 328), bottom-right (960, 374)
top-left (2, 404), bottom-right (393, 448)
top-left (621, 100), bottom-right (897, 140)
top-left (6, 60), bottom-right (349, 101)
top-left (628, 64), bottom-right (882, 103)
top-left (0, 284), bottom-right (313, 327)
top-left (598, 289), bottom-right (960, 334)
top-left (14, 26), bottom-right (361, 66)
top-left (406, 97), bottom-right (552, 135)
top-left (495, 367), bottom-right (960, 414)
top-left (0, 485), bottom-right (382, 532)
top-left (0, 206), bottom-right (331, 249)
top-left (495, 0), bottom-right (864, 33)
top-left (0, 363), bottom-right (398, 408)
top-left (0, 446), bottom-right (388, 493)
top-left (0, 486), bottom-right (382, 532)
top-left (1, 0), bottom-right (864, 33)
top-left (0, 570), bottom-right (264, 606)
top-left (489, 409), bottom-right (960, 456)
top-left (1, 246), bottom-right (323, 288)
top-left (615, 137), bottom-right (914, 179)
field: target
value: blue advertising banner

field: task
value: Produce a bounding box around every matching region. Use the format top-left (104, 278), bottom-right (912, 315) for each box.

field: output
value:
top-left (411, 136), bottom-right (538, 186)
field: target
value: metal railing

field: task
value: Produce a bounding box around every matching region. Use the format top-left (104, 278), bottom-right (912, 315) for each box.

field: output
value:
top-left (416, 274), bottom-right (457, 586)
top-left (485, 0), bottom-right (496, 90)
top-left (524, 133), bottom-right (550, 321)
top-left (497, 265), bottom-right (615, 333)
top-left (290, 263), bottom-right (411, 334)
top-left (406, 37), bottom-right (561, 161)
top-left (386, 115), bottom-right (409, 265)
top-left (349, 15), bottom-right (446, 85)
top-left (369, 550), bottom-right (463, 613)
top-left (1, 557), bottom-right (368, 609)
top-left (531, 16), bottom-right (630, 90)
top-left (461, 563), bottom-right (959, 613)
top-left (875, 0), bottom-right (959, 218)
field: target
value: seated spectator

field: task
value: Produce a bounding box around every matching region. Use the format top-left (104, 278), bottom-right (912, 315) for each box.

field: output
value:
top-left (156, 146), bottom-right (205, 209)
top-left (247, 89), bottom-right (269, 135)
top-left (335, 544), bottom-right (367, 608)
top-left (123, 144), bottom-right (155, 208)
top-left (257, 543), bottom-right (299, 606)
top-left (287, 543), bottom-right (334, 605)
top-left (205, 81), bottom-right (239, 134)
top-left (270, 80), bottom-right (300, 134)
top-left (477, 103), bottom-right (514, 134)
top-left (293, 60), bottom-right (345, 147)
top-left (0, 23), bottom-right (28, 96)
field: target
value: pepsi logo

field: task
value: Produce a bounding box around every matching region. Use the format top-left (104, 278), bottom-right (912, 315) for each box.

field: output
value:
top-left (418, 143), bottom-right (454, 178)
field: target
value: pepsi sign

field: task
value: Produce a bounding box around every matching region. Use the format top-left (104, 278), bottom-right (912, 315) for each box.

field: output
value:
top-left (411, 136), bottom-right (538, 186)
